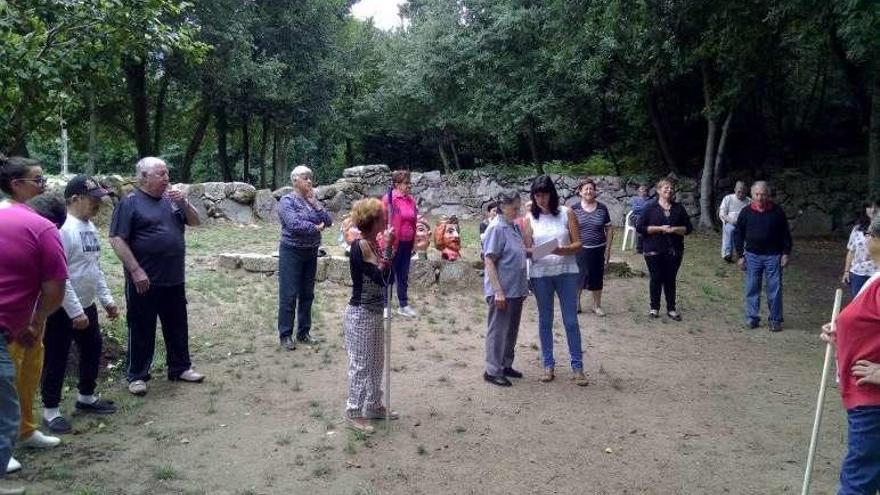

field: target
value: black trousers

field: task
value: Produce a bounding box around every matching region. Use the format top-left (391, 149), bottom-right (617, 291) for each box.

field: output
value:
top-left (644, 252), bottom-right (683, 312)
top-left (42, 304), bottom-right (102, 408)
top-left (125, 282), bottom-right (191, 382)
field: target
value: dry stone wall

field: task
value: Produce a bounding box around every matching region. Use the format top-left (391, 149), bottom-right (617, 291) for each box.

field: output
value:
top-left (46, 164), bottom-right (867, 235)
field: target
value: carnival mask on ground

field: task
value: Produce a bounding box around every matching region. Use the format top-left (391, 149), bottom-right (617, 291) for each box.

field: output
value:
top-left (433, 216), bottom-right (462, 261)
top-left (415, 216), bottom-right (431, 259)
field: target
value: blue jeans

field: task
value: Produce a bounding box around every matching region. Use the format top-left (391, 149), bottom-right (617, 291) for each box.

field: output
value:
top-left (839, 406), bottom-right (880, 495)
top-left (532, 273), bottom-right (583, 371)
top-left (850, 273), bottom-right (872, 299)
top-left (0, 336), bottom-right (19, 479)
top-left (277, 243), bottom-right (318, 340)
top-left (393, 241), bottom-right (413, 307)
top-left (722, 223), bottom-right (736, 257)
top-left (744, 252), bottom-right (783, 325)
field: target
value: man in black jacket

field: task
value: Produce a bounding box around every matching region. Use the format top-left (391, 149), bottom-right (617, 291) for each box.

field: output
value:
top-left (734, 181), bottom-right (792, 332)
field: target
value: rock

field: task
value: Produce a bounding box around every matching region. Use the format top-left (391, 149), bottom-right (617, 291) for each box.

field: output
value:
top-left (326, 191), bottom-right (348, 212)
top-left (364, 184), bottom-right (388, 198)
top-left (323, 256), bottom-right (353, 286)
top-left (273, 186), bottom-right (293, 199)
top-left (202, 182), bottom-right (228, 201)
top-left (343, 164), bottom-right (390, 178)
top-left (239, 254), bottom-right (278, 273)
top-left (178, 183), bottom-right (208, 223)
top-left (437, 260), bottom-right (480, 287)
top-left (315, 185), bottom-right (337, 201)
top-left (253, 189), bottom-right (279, 223)
top-left (408, 259), bottom-right (440, 288)
top-left (217, 253), bottom-right (242, 270)
top-left (215, 198), bottom-right (255, 224)
top-left (598, 195), bottom-right (627, 226)
top-left (225, 182), bottom-right (257, 204)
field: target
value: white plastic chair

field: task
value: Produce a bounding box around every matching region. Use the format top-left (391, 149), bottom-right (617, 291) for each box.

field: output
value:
top-left (620, 210), bottom-right (637, 251)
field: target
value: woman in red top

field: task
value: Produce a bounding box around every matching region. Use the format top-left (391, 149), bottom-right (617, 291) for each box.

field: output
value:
top-left (822, 214), bottom-right (880, 494)
top-left (382, 170), bottom-right (419, 318)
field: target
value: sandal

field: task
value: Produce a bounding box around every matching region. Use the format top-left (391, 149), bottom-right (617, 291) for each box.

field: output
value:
top-left (346, 417), bottom-right (375, 435)
top-left (571, 371), bottom-right (590, 387)
top-left (540, 368), bottom-right (555, 383)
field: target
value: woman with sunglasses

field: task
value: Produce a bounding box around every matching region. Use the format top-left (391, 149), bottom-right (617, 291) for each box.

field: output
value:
top-left (0, 156), bottom-right (68, 487)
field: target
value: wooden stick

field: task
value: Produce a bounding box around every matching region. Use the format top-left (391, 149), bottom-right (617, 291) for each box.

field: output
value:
top-left (801, 288), bottom-right (843, 495)
top-left (384, 303), bottom-right (391, 432)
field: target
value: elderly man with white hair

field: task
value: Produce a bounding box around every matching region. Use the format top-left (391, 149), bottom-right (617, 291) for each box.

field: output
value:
top-left (109, 157), bottom-right (204, 396)
top-left (277, 165), bottom-right (333, 351)
top-left (734, 181), bottom-right (792, 332)
top-left (718, 180), bottom-right (750, 262)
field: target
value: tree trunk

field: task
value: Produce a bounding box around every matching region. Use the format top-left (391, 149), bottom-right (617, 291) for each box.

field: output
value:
top-left (215, 104), bottom-right (231, 181)
top-left (870, 74), bottom-right (880, 197)
top-left (714, 111), bottom-right (733, 183)
top-left (242, 116), bottom-right (251, 184)
top-left (86, 87), bottom-right (97, 175)
top-left (523, 117), bottom-right (540, 170)
top-left (699, 61), bottom-right (719, 230)
top-left (123, 58), bottom-right (151, 158)
top-left (152, 70), bottom-right (170, 155)
top-left (437, 141), bottom-right (451, 173)
top-left (345, 138), bottom-right (355, 168)
top-left (181, 98), bottom-right (212, 183)
top-left (259, 116), bottom-right (269, 189)
top-left (647, 88), bottom-right (680, 173)
top-left (450, 137), bottom-right (462, 170)
top-left (272, 126), bottom-right (288, 190)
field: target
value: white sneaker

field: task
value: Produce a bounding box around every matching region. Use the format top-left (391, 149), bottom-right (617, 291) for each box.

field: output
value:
top-left (19, 430), bottom-right (60, 449)
top-left (397, 306), bottom-right (418, 318)
top-left (128, 380), bottom-right (147, 396)
top-left (5, 457), bottom-right (21, 474)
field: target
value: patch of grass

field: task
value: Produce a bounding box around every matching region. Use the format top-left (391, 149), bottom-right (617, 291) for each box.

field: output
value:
top-left (153, 464), bottom-right (181, 481)
top-left (292, 378), bottom-right (302, 392)
top-left (276, 433), bottom-right (293, 446)
top-left (206, 396), bottom-right (217, 415)
top-left (41, 464), bottom-right (75, 481)
top-left (344, 437), bottom-right (357, 455)
top-left (453, 425), bottom-right (467, 434)
top-left (312, 463), bottom-right (332, 478)
top-left (416, 445), bottom-right (427, 456)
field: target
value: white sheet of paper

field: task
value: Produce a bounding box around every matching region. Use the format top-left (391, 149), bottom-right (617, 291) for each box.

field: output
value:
top-left (532, 238), bottom-right (559, 260)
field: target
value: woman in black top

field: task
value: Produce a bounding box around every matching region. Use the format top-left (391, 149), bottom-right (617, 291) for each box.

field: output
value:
top-left (636, 178), bottom-right (693, 321)
top-left (343, 197), bottom-right (396, 435)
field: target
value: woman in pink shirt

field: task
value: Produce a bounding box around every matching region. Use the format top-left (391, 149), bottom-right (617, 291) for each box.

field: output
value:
top-left (0, 156), bottom-right (68, 487)
top-left (382, 170), bottom-right (419, 318)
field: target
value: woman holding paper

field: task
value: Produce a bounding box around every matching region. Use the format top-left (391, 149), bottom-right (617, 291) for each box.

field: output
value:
top-left (821, 214), bottom-right (880, 494)
top-left (636, 178), bottom-right (692, 321)
top-left (523, 175), bottom-right (588, 386)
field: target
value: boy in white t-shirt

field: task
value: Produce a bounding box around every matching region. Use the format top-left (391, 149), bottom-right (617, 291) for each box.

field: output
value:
top-left (41, 176), bottom-right (119, 434)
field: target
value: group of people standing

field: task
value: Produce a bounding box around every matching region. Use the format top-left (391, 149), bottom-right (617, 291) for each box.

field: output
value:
top-left (0, 155), bottom-right (203, 494)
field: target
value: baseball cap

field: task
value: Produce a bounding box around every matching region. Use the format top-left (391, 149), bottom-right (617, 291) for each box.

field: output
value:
top-left (64, 175), bottom-right (109, 199)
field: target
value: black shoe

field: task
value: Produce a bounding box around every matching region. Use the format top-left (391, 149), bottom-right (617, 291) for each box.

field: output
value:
top-left (75, 398), bottom-right (118, 415)
top-left (43, 416), bottom-right (72, 434)
top-left (503, 367), bottom-right (523, 379)
top-left (746, 319), bottom-right (759, 329)
top-left (280, 336), bottom-right (296, 351)
top-left (723, 255), bottom-right (733, 263)
top-left (769, 322), bottom-right (783, 332)
top-left (296, 335), bottom-right (322, 346)
top-left (483, 372), bottom-right (512, 387)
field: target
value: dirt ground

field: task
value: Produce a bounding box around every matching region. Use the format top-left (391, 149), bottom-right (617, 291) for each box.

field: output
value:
top-left (8, 223), bottom-right (852, 495)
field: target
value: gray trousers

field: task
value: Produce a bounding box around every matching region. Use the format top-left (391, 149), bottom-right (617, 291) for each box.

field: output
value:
top-left (485, 296), bottom-right (525, 377)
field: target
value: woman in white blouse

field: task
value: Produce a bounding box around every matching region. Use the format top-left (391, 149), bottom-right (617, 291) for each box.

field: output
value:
top-left (842, 200), bottom-right (879, 297)
top-left (523, 175), bottom-right (588, 386)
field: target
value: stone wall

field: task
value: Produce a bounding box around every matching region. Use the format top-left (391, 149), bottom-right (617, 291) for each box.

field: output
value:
top-left (48, 164), bottom-right (867, 235)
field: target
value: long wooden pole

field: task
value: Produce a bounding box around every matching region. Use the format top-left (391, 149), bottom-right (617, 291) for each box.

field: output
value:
top-left (801, 288), bottom-right (843, 495)
top-left (384, 187), bottom-right (393, 432)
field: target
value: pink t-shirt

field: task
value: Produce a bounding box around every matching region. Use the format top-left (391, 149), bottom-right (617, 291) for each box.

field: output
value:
top-left (0, 202), bottom-right (68, 340)
top-left (382, 190), bottom-right (418, 243)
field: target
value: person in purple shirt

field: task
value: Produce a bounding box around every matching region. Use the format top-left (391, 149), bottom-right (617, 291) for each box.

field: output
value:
top-left (277, 165), bottom-right (333, 351)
